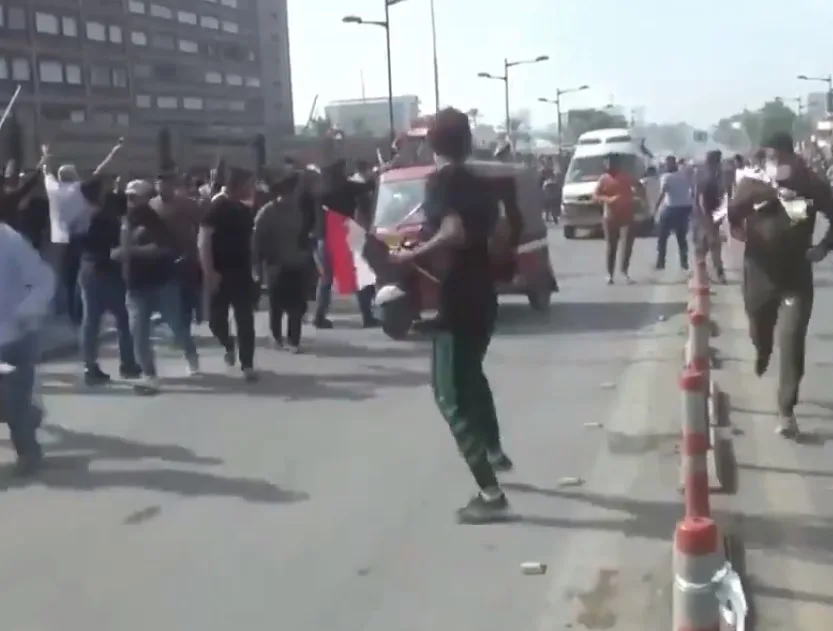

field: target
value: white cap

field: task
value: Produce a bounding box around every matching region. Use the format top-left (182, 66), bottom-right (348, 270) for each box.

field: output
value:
top-left (124, 179), bottom-right (154, 197)
top-left (57, 164), bottom-right (78, 181)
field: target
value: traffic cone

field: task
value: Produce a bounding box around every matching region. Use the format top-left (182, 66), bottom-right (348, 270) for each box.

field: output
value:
top-left (680, 368), bottom-right (711, 518)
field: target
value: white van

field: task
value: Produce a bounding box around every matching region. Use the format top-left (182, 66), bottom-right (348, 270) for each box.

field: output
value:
top-left (560, 128), bottom-right (653, 239)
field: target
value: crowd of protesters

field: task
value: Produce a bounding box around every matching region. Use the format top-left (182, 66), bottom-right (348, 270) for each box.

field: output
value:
top-left (0, 136), bottom-right (381, 473)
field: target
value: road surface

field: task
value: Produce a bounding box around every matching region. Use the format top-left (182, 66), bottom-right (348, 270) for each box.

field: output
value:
top-left (1, 228), bottom-right (692, 630)
top-left (710, 238), bottom-right (833, 631)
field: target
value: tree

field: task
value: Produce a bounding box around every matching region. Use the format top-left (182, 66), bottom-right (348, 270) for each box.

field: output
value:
top-left (758, 99), bottom-right (797, 144)
top-left (466, 108), bottom-right (480, 128)
top-left (310, 116), bottom-right (333, 138)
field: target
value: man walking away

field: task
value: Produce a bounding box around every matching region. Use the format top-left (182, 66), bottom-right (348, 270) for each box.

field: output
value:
top-left (694, 150), bottom-right (727, 283)
top-left (253, 173), bottom-right (309, 353)
top-left (199, 168), bottom-right (258, 381)
top-left (78, 173), bottom-right (141, 385)
top-left (0, 222), bottom-right (55, 475)
top-left (594, 153), bottom-right (640, 284)
top-left (151, 172), bottom-right (205, 328)
top-left (654, 155), bottom-right (693, 272)
top-left (389, 107), bottom-right (513, 524)
top-left (728, 132), bottom-right (833, 437)
top-left (116, 180), bottom-right (200, 395)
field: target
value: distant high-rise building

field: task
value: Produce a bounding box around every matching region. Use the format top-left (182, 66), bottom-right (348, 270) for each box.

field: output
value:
top-left (324, 95), bottom-right (420, 138)
top-left (0, 0), bottom-right (294, 169)
top-left (806, 92), bottom-right (828, 122)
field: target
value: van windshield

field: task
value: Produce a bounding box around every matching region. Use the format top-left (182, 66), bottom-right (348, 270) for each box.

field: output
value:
top-left (373, 178), bottom-right (427, 227)
top-left (565, 154), bottom-right (643, 184)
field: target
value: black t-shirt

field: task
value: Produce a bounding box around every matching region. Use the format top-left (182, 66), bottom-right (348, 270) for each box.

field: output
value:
top-left (201, 197), bottom-right (254, 275)
top-left (123, 205), bottom-right (176, 290)
top-left (82, 192), bottom-right (125, 272)
top-left (425, 164), bottom-right (498, 335)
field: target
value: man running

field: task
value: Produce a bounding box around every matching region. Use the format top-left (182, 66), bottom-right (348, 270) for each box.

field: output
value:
top-left (728, 132), bottom-right (833, 437)
top-left (198, 167), bottom-right (258, 381)
top-left (390, 107), bottom-right (513, 524)
top-left (694, 150), bottom-right (727, 283)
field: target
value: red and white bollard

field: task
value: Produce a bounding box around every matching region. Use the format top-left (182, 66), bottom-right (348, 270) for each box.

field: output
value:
top-left (680, 367), bottom-right (711, 518)
top-left (673, 517), bottom-right (722, 631)
top-left (686, 308), bottom-right (710, 378)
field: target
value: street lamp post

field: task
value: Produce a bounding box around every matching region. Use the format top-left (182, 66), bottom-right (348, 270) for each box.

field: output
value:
top-left (797, 74), bottom-right (833, 113)
top-left (477, 55), bottom-right (549, 145)
top-left (538, 85), bottom-right (589, 148)
top-left (343, 0), bottom-right (439, 144)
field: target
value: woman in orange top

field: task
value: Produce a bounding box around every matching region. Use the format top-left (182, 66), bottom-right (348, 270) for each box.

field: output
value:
top-left (593, 153), bottom-right (642, 284)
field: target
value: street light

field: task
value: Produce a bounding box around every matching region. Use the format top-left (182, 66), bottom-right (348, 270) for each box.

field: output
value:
top-left (538, 84), bottom-right (589, 147)
top-left (343, 0), bottom-right (440, 144)
top-left (798, 74), bottom-right (833, 113)
top-left (477, 55), bottom-right (550, 144)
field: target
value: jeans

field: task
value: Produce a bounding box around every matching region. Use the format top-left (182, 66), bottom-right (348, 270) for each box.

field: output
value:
top-left (314, 239), bottom-right (376, 323)
top-left (179, 275), bottom-right (203, 328)
top-left (313, 239), bottom-right (332, 320)
top-left (127, 282), bottom-right (198, 378)
top-left (78, 264), bottom-right (137, 372)
top-left (602, 216), bottom-right (636, 277)
top-left (657, 205), bottom-right (692, 269)
top-left (208, 274), bottom-right (256, 370)
top-left (0, 332), bottom-right (42, 457)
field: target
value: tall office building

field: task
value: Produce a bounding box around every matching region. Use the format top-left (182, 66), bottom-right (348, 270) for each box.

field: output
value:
top-left (0, 0), bottom-right (294, 171)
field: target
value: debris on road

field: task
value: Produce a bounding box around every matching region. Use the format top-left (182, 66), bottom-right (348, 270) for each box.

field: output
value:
top-left (521, 562), bottom-right (547, 575)
top-left (583, 422), bottom-right (604, 429)
top-left (557, 477), bottom-right (584, 488)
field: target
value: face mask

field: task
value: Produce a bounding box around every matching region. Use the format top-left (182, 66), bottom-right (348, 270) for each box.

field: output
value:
top-left (764, 160), bottom-right (791, 180)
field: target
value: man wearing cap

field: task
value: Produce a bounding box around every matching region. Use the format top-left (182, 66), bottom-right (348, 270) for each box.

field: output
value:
top-left (115, 179), bottom-right (199, 394)
top-left (728, 132), bottom-right (833, 437)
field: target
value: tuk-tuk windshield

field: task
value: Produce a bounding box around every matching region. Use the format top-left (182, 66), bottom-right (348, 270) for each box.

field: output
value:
top-left (565, 153), bottom-right (643, 184)
top-left (373, 177), bottom-right (426, 227)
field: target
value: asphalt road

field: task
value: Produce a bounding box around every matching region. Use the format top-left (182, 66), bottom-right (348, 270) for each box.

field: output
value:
top-left (0, 228), bottom-right (696, 631)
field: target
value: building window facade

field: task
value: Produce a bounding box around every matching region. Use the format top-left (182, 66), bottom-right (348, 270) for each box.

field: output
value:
top-left (86, 22), bottom-right (106, 41)
top-left (35, 12), bottom-right (59, 35)
top-left (150, 4), bottom-right (173, 19)
top-left (38, 60), bottom-right (63, 83)
top-left (11, 58), bottom-right (30, 81)
top-left (131, 31), bottom-right (147, 45)
top-left (128, 1), bottom-right (145, 14)
top-left (157, 96), bottom-right (178, 109)
top-left (177, 10), bottom-right (197, 24)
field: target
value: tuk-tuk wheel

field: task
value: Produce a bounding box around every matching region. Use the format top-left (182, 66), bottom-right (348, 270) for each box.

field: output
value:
top-left (563, 226), bottom-right (576, 239)
top-left (528, 287), bottom-right (552, 312)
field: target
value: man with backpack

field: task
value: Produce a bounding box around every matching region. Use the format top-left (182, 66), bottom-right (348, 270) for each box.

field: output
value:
top-left (694, 150), bottom-right (728, 283)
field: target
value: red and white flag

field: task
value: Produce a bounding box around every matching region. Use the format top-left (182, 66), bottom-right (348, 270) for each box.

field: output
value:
top-left (324, 208), bottom-right (376, 295)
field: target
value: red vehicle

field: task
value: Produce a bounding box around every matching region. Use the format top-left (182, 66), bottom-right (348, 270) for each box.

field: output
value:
top-left (370, 159), bottom-right (558, 339)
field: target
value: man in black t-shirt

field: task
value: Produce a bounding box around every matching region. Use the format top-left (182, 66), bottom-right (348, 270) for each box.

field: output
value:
top-left (78, 174), bottom-right (141, 385)
top-left (198, 167), bottom-right (258, 380)
top-left (389, 107), bottom-right (513, 525)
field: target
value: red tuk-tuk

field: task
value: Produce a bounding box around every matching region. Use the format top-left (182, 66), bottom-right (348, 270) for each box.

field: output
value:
top-left (369, 158), bottom-right (558, 339)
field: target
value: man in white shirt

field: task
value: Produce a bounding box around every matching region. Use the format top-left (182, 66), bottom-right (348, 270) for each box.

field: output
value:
top-left (42, 139), bottom-right (123, 325)
top-left (654, 155), bottom-right (694, 270)
top-left (0, 223), bottom-right (56, 475)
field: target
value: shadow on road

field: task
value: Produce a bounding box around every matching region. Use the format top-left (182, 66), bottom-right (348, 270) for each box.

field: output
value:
top-left (0, 425), bottom-right (309, 504)
top-left (495, 301), bottom-right (687, 336)
top-left (38, 365), bottom-right (429, 401)
top-left (502, 482), bottom-right (833, 570)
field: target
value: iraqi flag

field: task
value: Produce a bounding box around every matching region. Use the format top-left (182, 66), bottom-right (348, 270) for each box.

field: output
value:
top-left (324, 208), bottom-right (377, 295)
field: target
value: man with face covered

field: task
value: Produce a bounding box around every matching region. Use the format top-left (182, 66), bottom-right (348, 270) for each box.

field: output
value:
top-left (728, 132), bottom-right (833, 437)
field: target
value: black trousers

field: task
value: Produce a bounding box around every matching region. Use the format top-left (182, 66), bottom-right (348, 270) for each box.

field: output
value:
top-left (267, 266), bottom-right (306, 346)
top-left (431, 326), bottom-right (501, 490)
top-left (747, 287), bottom-right (813, 416)
top-left (209, 274), bottom-right (256, 369)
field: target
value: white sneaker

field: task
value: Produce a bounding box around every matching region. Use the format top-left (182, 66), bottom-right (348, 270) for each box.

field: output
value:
top-left (186, 358), bottom-right (201, 376)
top-left (134, 376), bottom-right (160, 395)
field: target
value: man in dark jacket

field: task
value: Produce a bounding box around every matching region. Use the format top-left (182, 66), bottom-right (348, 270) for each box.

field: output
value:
top-left (728, 132), bottom-right (833, 437)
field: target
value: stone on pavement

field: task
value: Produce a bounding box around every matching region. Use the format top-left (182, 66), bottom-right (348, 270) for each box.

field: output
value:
top-left (1, 231), bottom-right (695, 630)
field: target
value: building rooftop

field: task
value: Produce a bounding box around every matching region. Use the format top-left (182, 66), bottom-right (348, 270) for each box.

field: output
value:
top-left (326, 95), bottom-right (419, 106)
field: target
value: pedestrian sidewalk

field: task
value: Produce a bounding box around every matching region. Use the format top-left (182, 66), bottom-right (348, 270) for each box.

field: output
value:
top-left (709, 262), bottom-right (833, 630)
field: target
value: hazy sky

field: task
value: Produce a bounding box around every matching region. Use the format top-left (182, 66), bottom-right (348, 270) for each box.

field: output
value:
top-left (287, 0), bottom-right (833, 129)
